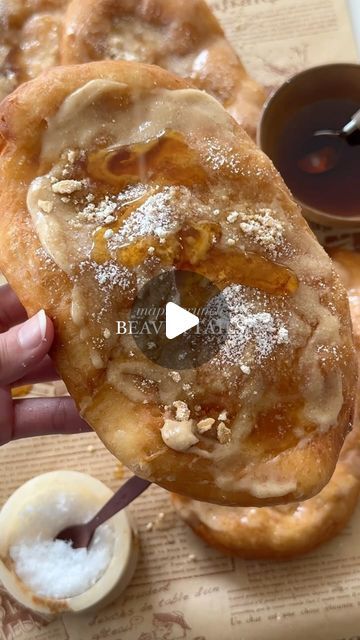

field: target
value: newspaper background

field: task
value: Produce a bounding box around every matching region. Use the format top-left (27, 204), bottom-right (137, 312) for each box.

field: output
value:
top-left (0, 1), bottom-right (360, 639)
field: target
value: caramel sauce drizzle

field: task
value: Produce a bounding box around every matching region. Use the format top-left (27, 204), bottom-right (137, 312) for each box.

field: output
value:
top-left (179, 248), bottom-right (298, 296)
top-left (88, 130), bottom-right (298, 297)
top-left (87, 130), bottom-right (207, 188)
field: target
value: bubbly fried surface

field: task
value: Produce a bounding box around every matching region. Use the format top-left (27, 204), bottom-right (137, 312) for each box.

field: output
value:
top-left (330, 249), bottom-right (360, 351)
top-left (0, 0), bottom-right (68, 101)
top-left (172, 250), bottom-right (360, 557)
top-left (172, 438), bottom-right (360, 559)
top-left (0, 0), bottom-right (265, 138)
top-left (62, 0), bottom-right (265, 139)
top-left (0, 61), bottom-right (356, 506)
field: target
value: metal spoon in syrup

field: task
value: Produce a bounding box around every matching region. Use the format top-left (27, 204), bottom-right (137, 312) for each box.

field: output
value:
top-left (313, 107), bottom-right (360, 142)
top-left (299, 108), bottom-right (360, 175)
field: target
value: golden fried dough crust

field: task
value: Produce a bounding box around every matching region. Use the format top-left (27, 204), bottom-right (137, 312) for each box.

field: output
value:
top-left (0, 0), bottom-right (68, 101)
top-left (0, 61), bottom-right (356, 506)
top-left (0, 0), bottom-right (264, 137)
top-left (330, 249), bottom-right (360, 350)
top-left (172, 250), bottom-right (360, 558)
top-left (62, 0), bottom-right (265, 138)
top-left (172, 437), bottom-right (360, 559)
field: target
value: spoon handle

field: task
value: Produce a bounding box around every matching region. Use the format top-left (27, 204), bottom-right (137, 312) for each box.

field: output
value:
top-left (89, 476), bottom-right (151, 532)
top-left (343, 108), bottom-right (360, 135)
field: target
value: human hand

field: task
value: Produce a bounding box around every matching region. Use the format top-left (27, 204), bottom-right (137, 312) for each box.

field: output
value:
top-left (0, 284), bottom-right (90, 446)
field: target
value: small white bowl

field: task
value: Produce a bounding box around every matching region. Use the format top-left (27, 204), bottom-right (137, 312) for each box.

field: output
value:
top-left (0, 471), bottom-right (138, 615)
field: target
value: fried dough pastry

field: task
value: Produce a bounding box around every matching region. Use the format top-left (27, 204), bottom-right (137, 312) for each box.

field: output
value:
top-left (0, 0), bottom-right (67, 101)
top-left (172, 250), bottom-right (360, 558)
top-left (172, 428), bottom-right (360, 559)
top-left (330, 249), bottom-right (360, 350)
top-left (62, 0), bottom-right (265, 139)
top-left (0, 61), bottom-right (357, 506)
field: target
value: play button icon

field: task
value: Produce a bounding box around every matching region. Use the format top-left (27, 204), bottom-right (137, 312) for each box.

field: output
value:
top-left (165, 302), bottom-right (199, 339)
top-left (130, 270), bottom-right (230, 370)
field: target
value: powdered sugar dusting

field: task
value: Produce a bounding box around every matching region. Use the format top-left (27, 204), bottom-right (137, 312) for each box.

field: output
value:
top-left (79, 196), bottom-right (118, 225)
top-left (209, 284), bottom-right (289, 369)
top-left (77, 184), bottom-right (148, 227)
top-left (203, 137), bottom-right (242, 174)
top-left (91, 261), bottom-right (133, 292)
top-left (35, 247), bottom-right (56, 269)
top-left (109, 186), bottom-right (191, 249)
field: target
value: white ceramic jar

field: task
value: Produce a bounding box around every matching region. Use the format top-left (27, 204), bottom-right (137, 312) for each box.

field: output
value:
top-left (0, 471), bottom-right (138, 615)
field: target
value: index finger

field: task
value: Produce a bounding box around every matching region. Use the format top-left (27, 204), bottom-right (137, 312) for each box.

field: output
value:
top-left (12, 397), bottom-right (91, 441)
top-left (0, 284), bottom-right (27, 333)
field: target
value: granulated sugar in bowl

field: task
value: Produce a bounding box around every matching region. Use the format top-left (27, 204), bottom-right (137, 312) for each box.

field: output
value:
top-left (0, 471), bottom-right (138, 615)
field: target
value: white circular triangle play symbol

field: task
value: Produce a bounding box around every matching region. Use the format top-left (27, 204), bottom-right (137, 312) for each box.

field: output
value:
top-left (130, 270), bottom-right (230, 369)
top-left (165, 302), bottom-right (199, 340)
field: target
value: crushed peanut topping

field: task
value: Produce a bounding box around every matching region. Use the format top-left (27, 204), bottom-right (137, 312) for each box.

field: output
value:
top-left (173, 400), bottom-right (190, 421)
top-left (227, 211), bottom-right (239, 223)
top-left (217, 422), bottom-right (232, 444)
top-left (38, 200), bottom-right (53, 213)
top-left (51, 179), bottom-right (84, 195)
top-left (197, 418), bottom-right (215, 434)
top-left (169, 371), bottom-right (181, 383)
top-left (67, 150), bottom-right (76, 163)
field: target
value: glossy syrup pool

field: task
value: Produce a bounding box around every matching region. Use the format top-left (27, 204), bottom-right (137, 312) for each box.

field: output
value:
top-left (89, 131), bottom-right (298, 297)
top-left (274, 98), bottom-right (360, 218)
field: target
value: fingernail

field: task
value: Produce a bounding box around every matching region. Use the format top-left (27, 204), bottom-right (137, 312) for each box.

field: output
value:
top-left (18, 310), bottom-right (47, 349)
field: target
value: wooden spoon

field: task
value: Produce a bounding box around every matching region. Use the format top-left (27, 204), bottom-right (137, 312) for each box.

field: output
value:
top-left (56, 475), bottom-right (151, 549)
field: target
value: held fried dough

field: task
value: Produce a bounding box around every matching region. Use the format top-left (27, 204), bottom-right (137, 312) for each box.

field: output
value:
top-left (0, 61), bottom-right (357, 506)
top-left (0, 0), bottom-right (67, 101)
top-left (172, 250), bottom-right (360, 558)
top-left (62, 0), bottom-right (265, 139)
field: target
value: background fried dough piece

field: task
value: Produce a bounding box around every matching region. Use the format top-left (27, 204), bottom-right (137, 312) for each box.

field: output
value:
top-left (0, 0), bottom-right (68, 101)
top-left (62, 0), bottom-right (266, 139)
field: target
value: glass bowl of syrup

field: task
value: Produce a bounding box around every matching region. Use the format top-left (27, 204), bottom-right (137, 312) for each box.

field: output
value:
top-left (257, 63), bottom-right (360, 227)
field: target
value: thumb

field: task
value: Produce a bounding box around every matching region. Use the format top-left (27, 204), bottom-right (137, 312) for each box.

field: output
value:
top-left (0, 310), bottom-right (54, 386)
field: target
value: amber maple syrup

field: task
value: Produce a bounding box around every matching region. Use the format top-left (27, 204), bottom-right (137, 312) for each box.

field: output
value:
top-left (275, 98), bottom-right (360, 218)
top-left (89, 130), bottom-right (298, 296)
